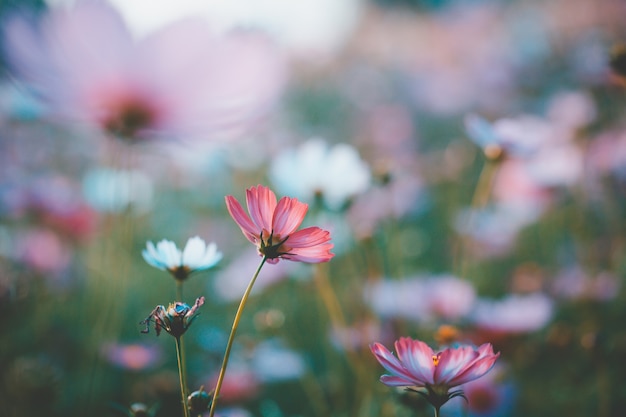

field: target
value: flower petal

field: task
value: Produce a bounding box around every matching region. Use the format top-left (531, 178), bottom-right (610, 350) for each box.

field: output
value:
top-left (434, 345), bottom-right (479, 385)
top-left (272, 196), bottom-right (307, 237)
top-left (380, 375), bottom-right (419, 387)
top-left (182, 236), bottom-right (205, 265)
top-left (446, 346), bottom-right (500, 386)
top-left (225, 195), bottom-right (259, 244)
top-left (370, 342), bottom-right (417, 383)
top-left (246, 185), bottom-right (276, 232)
top-left (395, 337), bottom-right (436, 385)
top-left (182, 237), bottom-right (222, 270)
top-left (282, 227), bottom-right (334, 263)
top-left (142, 241), bottom-right (167, 270)
top-left (286, 227), bottom-right (332, 247)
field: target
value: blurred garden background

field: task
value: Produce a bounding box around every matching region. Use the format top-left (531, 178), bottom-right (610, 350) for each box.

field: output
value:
top-left (1, 0), bottom-right (626, 416)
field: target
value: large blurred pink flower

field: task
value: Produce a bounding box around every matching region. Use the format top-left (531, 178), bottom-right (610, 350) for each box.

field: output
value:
top-left (225, 185), bottom-right (334, 264)
top-left (3, 0), bottom-right (284, 142)
top-left (370, 337), bottom-right (499, 409)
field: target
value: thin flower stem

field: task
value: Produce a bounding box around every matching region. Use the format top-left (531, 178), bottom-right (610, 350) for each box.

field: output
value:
top-left (454, 158), bottom-right (500, 279)
top-left (175, 281), bottom-right (190, 413)
top-left (177, 281), bottom-right (184, 302)
top-left (471, 157), bottom-right (500, 210)
top-left (175, 336), bottom-right (191, 417)
top-left (434, 405), bottom-right (440, 417)
top-left (208, 256), bottom-right (267, 417)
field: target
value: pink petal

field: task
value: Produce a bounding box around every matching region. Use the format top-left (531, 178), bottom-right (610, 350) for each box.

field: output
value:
top-left (283, 227), bottom-right (334, 263)
top-left (272, 197), bottom-right (308, 237)
top-left (395, 337), bottom-right (435, 385)
top-left (286, 227), bottom-right (332, 247)
top-left (284, 245), bottom-right (335, 263)
top-left (380, 375), bottom-right (419, 387)
top-left (434, 346), bottom-right (479, 385)
top-left (225, 195), bottom-right (259, 244)
top-left (476, 343), bottom-right (496, 357)
top-left (370, 343), bottom-right (417, 382)
top-left (446, 351), bottom-right (500, 386)
top-left (246, 185), bottom-right (276, 233)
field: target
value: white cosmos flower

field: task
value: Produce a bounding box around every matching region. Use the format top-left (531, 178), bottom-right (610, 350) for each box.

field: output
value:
top-left (269, 138), bottom-right (371, 211)
top-left (142, 236), bottom-right (222, 280)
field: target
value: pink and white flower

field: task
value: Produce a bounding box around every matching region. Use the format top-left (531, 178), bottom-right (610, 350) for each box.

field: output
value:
top-left (3, 0), bottom-right (285, 142)
top-left (371, 337), bottom-right (499, 409)
top-left (225, 185), bottom-right (334, 264)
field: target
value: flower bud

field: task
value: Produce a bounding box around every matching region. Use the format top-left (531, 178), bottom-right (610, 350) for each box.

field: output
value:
top-left (141, 297), bottom-right (205, 338)
top-left (187, 386), bottom-right (212, 415)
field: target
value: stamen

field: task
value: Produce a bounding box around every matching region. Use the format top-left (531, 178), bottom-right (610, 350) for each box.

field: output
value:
top-left (432, 354), bottom-right (440, 366)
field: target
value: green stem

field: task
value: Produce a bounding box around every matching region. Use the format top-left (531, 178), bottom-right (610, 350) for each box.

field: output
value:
top-left (175, 336), bottom-right (191, 417)
top-left (208, 256), bottom-right (267, 417)
top-left (175, 281), bottom-right (190, 413)
top-left (434, 405), bottom-right (440, 417)
top-left (176, 281), bottom-right (184, 302)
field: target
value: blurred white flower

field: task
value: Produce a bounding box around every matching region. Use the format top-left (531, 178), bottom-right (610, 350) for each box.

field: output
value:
top-left (251, 339), bottom-right (307, 382)
top-left (106, 0), bottom-right (362, 60)
top-left (464, 114), bottom-right (551, 159)
top-left (82, 168), bottom-right (153, 213)
top-left (364, 278), bottom-right (427, 321)
top-left (142, 236), bottom-right (222, 280)
top-left (269, 138), bottom-right (371, 211)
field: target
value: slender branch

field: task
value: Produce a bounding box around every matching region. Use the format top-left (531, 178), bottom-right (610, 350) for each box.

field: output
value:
top-left (175, 336), bottom-right (191, 417)
top-left (208, 256), bottom-right (267, 417)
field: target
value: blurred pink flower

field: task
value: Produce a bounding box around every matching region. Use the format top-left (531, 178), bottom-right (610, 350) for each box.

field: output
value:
top-left (426, 275), bottom-right (477, 321)
top-left (329, 320), bottom-right (384, 352)
top-left (15, 228), bottom-right (72, 274)
top-left (225, 185), bottom-right (334, 264)
top-left (25, 177), bottom-right (98, 242)
top-left (101, 342), bottom-right (162, 371)
top-left (471, 293), bottom-right (554, 336)
top-left (205, 365), bottom-right (260, 403)
top-left (371, 337), bottom-right (499, 408)
top-left (551, 267), bottom-right (620, 302)
top-left (546, 90), bottom-right (596, 130)
top-left (364, 275), bottom-right (475, 324)
top-left (348, 173), bottom-right (424, 238)
top-left (3, 0), bottom-right (285, 142)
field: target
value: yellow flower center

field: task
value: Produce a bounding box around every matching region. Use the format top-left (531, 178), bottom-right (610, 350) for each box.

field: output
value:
top-left (432, 354), bottom-right (440, 366)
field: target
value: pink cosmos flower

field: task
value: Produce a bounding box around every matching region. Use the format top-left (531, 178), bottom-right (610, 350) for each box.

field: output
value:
top-left (101, 342), bottom-right (162, 371)
top-left (3, 0), bottom-right (284, 142)
top-left (370, 337), bottom-right (499, 409)
top-left (225, 185), bottom-right (334, 264)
